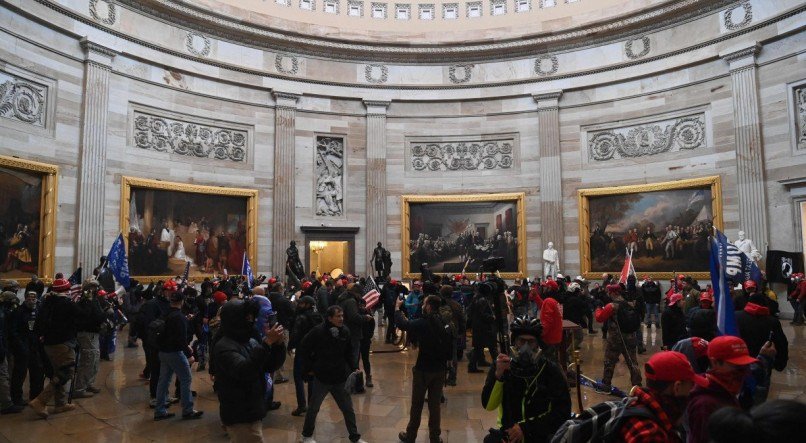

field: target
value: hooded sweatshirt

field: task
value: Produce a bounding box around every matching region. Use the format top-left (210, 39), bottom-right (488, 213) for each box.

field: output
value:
top-left (540, 297), bottom-right (563, 345)
top-left (735, 301), bottom-right (788, 371)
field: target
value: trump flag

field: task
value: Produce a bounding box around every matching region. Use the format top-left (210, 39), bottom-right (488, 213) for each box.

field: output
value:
top-left (107, 233), bottom-right (131, 289)
top-left (709, 228), bottom-right (762, 336)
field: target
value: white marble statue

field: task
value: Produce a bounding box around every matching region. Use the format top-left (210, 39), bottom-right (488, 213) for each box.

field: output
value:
top-left (734, 230), bottom-right (762, 262)
top-left (543, 242), bottom-right (560, 278)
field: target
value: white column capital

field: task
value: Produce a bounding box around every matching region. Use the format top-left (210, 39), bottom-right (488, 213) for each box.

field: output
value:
top-left (363, 100), bottom-right (391, 116)
top-left (80, 37), bottom-right (117, 67)
top-left (272, 91), bottom-right (300, 109)
top-left (533, 90), bottom-right (563, 111)
top-left (720, 42), bottom-right (761, 71)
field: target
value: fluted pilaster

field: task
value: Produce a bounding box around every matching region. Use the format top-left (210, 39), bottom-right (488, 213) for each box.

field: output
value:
top-left (534, 91), bottom-right (564, 275)
top-left (722, 44), bottom-right (769, 251)
top-left (272, 92), bottom-right (300, 275)
top-left (364, 100), bottom-right (390, 275)
top-left (76, 38), bottom-right (116, 269)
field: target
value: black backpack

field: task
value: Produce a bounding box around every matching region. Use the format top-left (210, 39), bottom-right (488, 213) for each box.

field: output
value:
top-left (551, 397), bottom-right (657, 443)
top-left (615, 301), bottom-right (641, 334)
top-left (146, 317), bottom-right (167, 349)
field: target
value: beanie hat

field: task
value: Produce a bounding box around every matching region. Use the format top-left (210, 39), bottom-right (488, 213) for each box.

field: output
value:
top-left (213, 291), bottom-right (227, 303)
top-left (51, 278), bottom-right (71, 293)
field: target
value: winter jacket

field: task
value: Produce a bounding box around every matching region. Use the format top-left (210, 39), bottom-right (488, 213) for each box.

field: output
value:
top-left (788, 280), bottom-right (806, 301)
top-left (297, 320), bottom-right (355, 385)
top-left (470, 295), bottom-right (496, 348)
top-left (288, 307), bottom-right (323, 351)
top-left (481, 355), bottom-right (571, 441)
top-left (561, 293), bottom-right (588, 328)
top-left (540, 297), bottom-right (563, 346)
top-left (137, 296), bottom-right (170, 341)
top-left (640, 281), bottom-right (662, 305)
top-left (267, 292), bottom-right (294, 329)
top-left (337, 291), bottom-right (363, 341)
top-left (9, 302), bottom-right (38, 355)
top-left (395, 310), bottom-right (449, 372)
top-left (404, 291), bottom-right (423, 318)
top-left (35, 293), bottom-right (84, 345)
top-left (158, 307), bottom-right (190, 354)
top-left (661, 306), bottom-right (688, 348)
top-left (686, 377), bottom-right (740, 443)
top-left (686, 307), bottom-right (718, 341)
top-left (212, 300), bottom-right (286, 426)
top-left (735, 302), bottom-right (788, 371)
top-left (314, 286), bottom-right (330, 315)
top-left (76, 296), bottom-right (108, 333)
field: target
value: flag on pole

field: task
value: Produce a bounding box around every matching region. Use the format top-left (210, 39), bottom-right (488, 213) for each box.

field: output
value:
top-left (181, 261), bottom-right (191, 286)
top-left (107, 233), bottom-right (131, 289)
top-left (618, 249), bottom-right (635, 284)
top-left (709, 228), bottom-right (762, 336)
top-left (242, 253), bottom-right (254, 287)
top-left (67, 266), bottom-right (83, 301)
top-left (363, 277), bottom-right (381, 311)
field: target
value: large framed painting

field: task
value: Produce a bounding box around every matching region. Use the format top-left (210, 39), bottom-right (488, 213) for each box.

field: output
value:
top-left (0, 155), bottom-right (57, 282)
top-left (402, 193), bottom-right (526, 279)
top-left (120, 176), bottom-right (257, 281)
top-left (578, 176), bottom-right (723, 280)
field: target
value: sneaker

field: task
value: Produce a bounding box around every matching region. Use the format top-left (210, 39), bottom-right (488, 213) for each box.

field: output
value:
top-left (291, 406), bottom-right (307, 416)
top-left (168, 397), bottom-right (179, 404)
top-left (71, 390), bottom-right (94, 399)
top-left (29, 398), bottom-right (48, 418)
top-left (594, 384), bottom-right (613, 395)
top-left (154, 412), bottom-right (176, 421)
top-left (301, 437), bottom-right (317, 443)
top-left (0, 404), bottom-right (25, 415)
top-left (366, 376), bottom-right (374, 388)
top-left (50, 404), bottom-right (76, 414)
top-left (86, 386), bottom-right (101, 394)
top-left (149, 398), bottom-right (157, 408)
top-left (182, 410), bottom-right (204, 420)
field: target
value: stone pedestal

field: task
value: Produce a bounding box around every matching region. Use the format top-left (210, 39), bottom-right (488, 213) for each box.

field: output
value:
top-left (272, 92), bottom-right (300, 274)
top-left (534, 91), bottom-right (564, 275)
top-left (76, 38), bottom-right (116, 269)
top-left (364, 100), bottom-right (390, 275)
top-left (722, 44), bottom-right (769, 251)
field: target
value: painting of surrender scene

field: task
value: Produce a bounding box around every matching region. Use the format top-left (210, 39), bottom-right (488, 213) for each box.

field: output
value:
top-left (581, 176), bottom-right (722, 276)
top-left (122, 177), bottom-right (257, 279)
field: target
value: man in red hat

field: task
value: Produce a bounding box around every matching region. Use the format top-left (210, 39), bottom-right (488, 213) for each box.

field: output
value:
top-left (661, 293), bottom-right (687, 350)
top-left (29, 277), bottom-right (85, 418)
top-left (787, 273), bottom-right (805, 325)
top-left (686, 336), bottom-right (758, 443)
top-left (539, 281), bottom-right (562, 365)
top-left (613, 351), bottom-right (708, 442)
top-left (594, 283), bottom-right (643, 391)
top-left (686, 293), bottom-right (717, 341)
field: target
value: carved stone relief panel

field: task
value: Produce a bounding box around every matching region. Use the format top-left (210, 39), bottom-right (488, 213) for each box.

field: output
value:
top-left (584, 110), bottom-right (708, 162)
top-left (0, 70), bottom-right (47, 128)
top-left (408, 135), bottom-right (517, 172)
top-left (723, 2), bottom-right (752, 31)
top-left (788, 80), bottom-right (806, 154)
top-left (314, 135), bottom-right (345, 217)
top-left (89, 0), bottom-right (117, 26)
top-left (131, 106), bottom-right (250, 163)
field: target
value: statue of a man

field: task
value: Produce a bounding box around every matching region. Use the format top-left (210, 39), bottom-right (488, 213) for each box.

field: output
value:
top-left (543, 242), bottom-right (560, 278)
top-left (734, 230), bottom-right (762, 262)
top-left (372, 242), bottom-right (388, 278)
top-left (286, 241), bottom-right (305, 282)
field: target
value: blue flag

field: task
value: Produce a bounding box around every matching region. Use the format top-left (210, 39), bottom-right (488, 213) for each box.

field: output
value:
top-left (242, 253), bottom-right (254, 287)
top-left (709, 228), bottom-right (763, 336)
top-left (107, 233), bottom-right (131, 289)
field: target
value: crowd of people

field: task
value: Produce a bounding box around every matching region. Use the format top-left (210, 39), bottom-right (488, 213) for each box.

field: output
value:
top-left (0, 259), bottom-right (801, 442)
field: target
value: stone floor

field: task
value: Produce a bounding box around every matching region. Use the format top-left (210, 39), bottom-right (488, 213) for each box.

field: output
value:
top-left (1, 322), bottom-right (804, 443)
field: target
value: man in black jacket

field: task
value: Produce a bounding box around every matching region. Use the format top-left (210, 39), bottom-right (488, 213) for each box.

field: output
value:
top-left (395, 295), bottom-right (451, 443)
top-left (736, 293), bottom-right (788, 373)
top-left (468, 282), bottom-right (497, 373)
top-left (561, 283), bottom-right (588, 350)
top-left (289, 295), bottom-right (322, 416)
top-left (661, 293), bottom-right (688, 350)
top-left (73, 280), bottom-right (108, 398)
top-left (337, 285), bottom-right (366, 369)
top-left (29, 278), bottom-right (85, 418)
top-left (9, 291), bottom-right (45, 407)
top-left (0, 290), bottom-right (24, 415)
top-left (298, 306), bottom-right (365, 443)
top-left (212, 299), bottom-right (286, 441)
top-left (481, 317), bottom-right (571, 442)
top-left (139, 281), bottom-right (171, 406)
top-left (383, 279), bottom-right (407, 343)
top-left (640, 276), bottom-right (662, 328)
top-left (153, 289), bottom-right (202, 420)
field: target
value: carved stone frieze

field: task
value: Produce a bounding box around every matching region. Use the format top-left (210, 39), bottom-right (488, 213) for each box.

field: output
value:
top-left (587, 113), bottom-right (706, 161)
top-left (795, 85), bottom-right (806, 151)
top-left (625, 36), bottom-right (650, 59)
top-left (410, 140), bottom-right (514, 171)
top-left (449, 64), bottom-right (474, 83)
top-left (365, 64), bottom-right (388, 83)
top-left (185, 32), bottom-right (211, 57)
top-left (0, 70), bottom-right (47, 127)
top-left (724, 2), bottom-right (752, 31)
top-left (132, 110), bottom-right (248, 162)
top-left (89, 0), bottom-right (117, 25)
top-left (315, 136), bottom-right (345, 216)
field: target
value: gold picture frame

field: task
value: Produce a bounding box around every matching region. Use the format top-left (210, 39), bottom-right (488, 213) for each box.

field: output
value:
top-left (401, 192), bottom-right (527, 280)
top-left (578, 175), bottom-right (723, 280)
top-left (0, 155), bottom-right (58, 282)
top-left (120, 176), bottom-right (258, 282)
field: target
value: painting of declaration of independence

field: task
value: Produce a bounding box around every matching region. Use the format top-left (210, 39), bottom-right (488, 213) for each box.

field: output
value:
top-left (126, 186), bottom-right (250, 278)
top-left (581, 177), bottom-right (722, 276)
top-left (403, 193), bottom-right (526, 277)
top-left (0, 166), bottom-right (42, 279)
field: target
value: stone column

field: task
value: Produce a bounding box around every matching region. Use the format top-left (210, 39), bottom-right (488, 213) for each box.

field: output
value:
top-left (272, 92), bottom-right (300, 274)
top-left (534, 91), bottom-right (564, 275)
top-left (364, 100), bottom-right (390, 275)
top-left (721, 43), bottom-right (769, 251)
top-left (76, 38), bottom-right (116, 269)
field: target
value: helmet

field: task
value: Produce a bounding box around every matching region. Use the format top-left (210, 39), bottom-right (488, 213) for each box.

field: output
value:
top-left (510, 316), bottom-right (543, 342)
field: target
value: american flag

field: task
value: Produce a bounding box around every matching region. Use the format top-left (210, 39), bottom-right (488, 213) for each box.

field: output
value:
top-left (363, 277), bottom-right (381, 311)
top-left (67, 266), bottom-right (83, 301)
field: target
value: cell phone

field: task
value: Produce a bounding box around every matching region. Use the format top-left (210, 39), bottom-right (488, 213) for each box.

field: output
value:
top-left (398, 295), bottom-right (405, 301)
top-left (267, 312), bottom-right (277, 327)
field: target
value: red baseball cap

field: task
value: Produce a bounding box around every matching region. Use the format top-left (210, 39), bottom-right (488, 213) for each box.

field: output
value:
top-left (606, 283), bottom-right (622, 294)
top-left (743, 280), bottom-right (757, 290)
top-left (667, 292), bottom-right (684, 306)
top-left (301, 281), bottom-right (312, 290)
top-left (690, 337), bottom-right (710, 358)
top-left (162, 280), bottom-right (178, 291)
top-left (542, 280), bottom-right (559, 291)
top-left (707, 336), bottom-right (758, 366)
top-left (645, 351), bottom-right (708, 387)
top-left (699, 292), bottom-right (714, 304)
top-left (213, 291), bottom-right (227, 303)
top-left (390, 279), bottom-right (398, 285)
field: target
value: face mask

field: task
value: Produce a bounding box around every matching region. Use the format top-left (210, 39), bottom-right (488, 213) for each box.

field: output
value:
top-left (515, 343), bottom-right (539, 364)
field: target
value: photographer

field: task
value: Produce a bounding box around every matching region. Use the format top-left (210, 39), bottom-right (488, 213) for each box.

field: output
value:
top-left (481, 316), bottom-right (571, 442)
top-left (468, 282), bottom-right (498, 373)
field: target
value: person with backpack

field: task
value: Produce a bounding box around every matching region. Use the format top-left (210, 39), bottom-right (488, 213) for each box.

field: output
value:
top-left (468, 282), bottom-right (497, 373)
top-left (662, 293), bottom-right (688, 350)
top-left (594, 284), bottom-right (643, 391)
top-left (483, 316), bottom-right (571, 443)
top-left (289, 295), bottom-right (323, 417)
top-left (337, 284), bottom-right (366, 370)
top-left (140, 281), bottom-right (171, 407)
top-left (395, 295), bottom-right (453, 443)
top-left (153, 287), bottom-right (203, 421)
top-left (73, 280), bottom-right (109, 399)
top-left (640, 276), bottom-right (662, 328)
top-left (211, 298), bottom-right (286, 442)
top-left (438, 285), bottom-right (465, 386)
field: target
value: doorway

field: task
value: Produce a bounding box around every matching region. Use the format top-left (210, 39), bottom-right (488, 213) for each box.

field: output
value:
top-left (309, 241), bottom-right (349, 277)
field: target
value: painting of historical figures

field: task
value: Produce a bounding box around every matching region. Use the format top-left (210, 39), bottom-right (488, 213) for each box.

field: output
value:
top-left (578, 176), bottom-right (723, 279)
top-left (120, 177), bottom-right (257, 279)
top-left (402, 193), bottom-right (526, 279)
top-left (315, 135), bottom-right (344, 217)
top-left (0, 156), bottom-right (57, 281)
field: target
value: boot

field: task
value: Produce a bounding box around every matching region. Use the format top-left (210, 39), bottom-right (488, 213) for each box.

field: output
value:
top-left (366, 376), bottom-right (374, 388)
top-left (50, 403), bottom-right (77, 414)
top-left (29, 398), bottom-right (48, 419)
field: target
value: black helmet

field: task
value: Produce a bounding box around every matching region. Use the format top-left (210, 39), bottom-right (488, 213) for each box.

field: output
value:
top-left (510, 316), bottom-right (543, 342)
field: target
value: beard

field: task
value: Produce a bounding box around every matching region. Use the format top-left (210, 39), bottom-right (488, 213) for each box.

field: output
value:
top-left (657, 392), bottom-right (689, 423)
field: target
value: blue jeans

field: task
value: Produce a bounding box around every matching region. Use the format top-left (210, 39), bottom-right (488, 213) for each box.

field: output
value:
top-left (645, 303), bottom-right (660, 326)
top-left (155, 351), bottom-right (193, 416)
